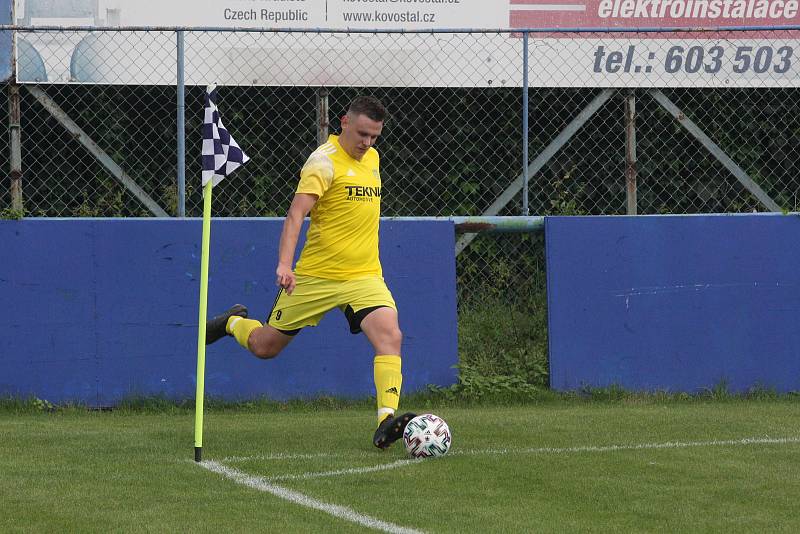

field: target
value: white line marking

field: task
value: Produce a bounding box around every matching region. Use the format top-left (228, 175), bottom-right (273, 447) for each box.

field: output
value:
top-left (200, 460), bottom-right (425, 534)
top-left (274, 436), bottom-right (800, 480)
top-left (268, 459), bottom-right (422, 481)
top-left (199, 436), bottom-right (800, 531)
top-left (450, 436), bottom-right (800, 457)
top-left (221, 436), bottom-right (800, 464)
top-left (220, 451), bottom-right (341, 462)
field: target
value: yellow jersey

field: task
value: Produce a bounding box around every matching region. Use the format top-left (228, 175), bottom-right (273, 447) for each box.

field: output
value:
top-left (294, 135), bottom-right (383, 280)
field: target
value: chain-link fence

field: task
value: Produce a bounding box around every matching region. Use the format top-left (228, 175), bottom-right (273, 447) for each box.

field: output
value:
top-left (4, 27), bottom-right (799, 388)
top-left (6, 28), bottom-right (799, 219)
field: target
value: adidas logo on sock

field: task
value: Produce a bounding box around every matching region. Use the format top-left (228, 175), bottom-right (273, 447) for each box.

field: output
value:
top-left (385, 387), bottom-right (399, 396)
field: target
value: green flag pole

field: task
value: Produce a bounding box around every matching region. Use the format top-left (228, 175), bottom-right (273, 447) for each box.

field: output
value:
top-left (194, 180), bottom-right (213, 462)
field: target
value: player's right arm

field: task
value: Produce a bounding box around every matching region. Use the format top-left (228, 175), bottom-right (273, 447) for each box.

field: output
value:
top-left (277, 147), bottom-right (334, 294)
top-left (276, 193), bottom-right (317, 295)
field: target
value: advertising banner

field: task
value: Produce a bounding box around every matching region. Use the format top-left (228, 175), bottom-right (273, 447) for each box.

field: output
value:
top-left (0, 0), bottom-right (10, 81)
top-left (14, 0), bottom-right (800, 87)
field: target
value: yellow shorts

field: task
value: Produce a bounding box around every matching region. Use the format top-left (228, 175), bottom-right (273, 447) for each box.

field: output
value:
top-left (267, 274), bottom-right (396, 335)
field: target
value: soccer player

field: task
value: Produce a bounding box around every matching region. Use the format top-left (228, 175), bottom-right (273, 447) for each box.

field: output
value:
top-left (205, 96), bottom-right (415, 450)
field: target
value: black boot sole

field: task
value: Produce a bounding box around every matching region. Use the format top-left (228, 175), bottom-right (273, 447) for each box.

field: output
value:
top-left (206, 304), bottom-right (248, 345)
top-left (373, 412), bottom-right (417, 449)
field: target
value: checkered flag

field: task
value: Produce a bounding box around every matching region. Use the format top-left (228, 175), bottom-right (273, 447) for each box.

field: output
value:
top-left (202, 84), bottom-right (249, 187)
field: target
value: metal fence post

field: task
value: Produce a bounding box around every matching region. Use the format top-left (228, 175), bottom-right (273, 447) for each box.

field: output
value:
top-left (625, 89), bottom-right (637, 215)
top-left (316, 87), bottom-right (329, 146)
top-left (176, 30), bottom-right (186, 217)
top-left (8, 83), bottom-right (22, 212)
top-left (522, 31), bottom-right (530, 216)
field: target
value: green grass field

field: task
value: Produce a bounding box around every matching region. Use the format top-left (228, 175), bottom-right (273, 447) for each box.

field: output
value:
top-left (3, 399), bottom-right (800, 533)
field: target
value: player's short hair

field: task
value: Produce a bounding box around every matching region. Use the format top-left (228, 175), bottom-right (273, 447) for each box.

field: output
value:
top-left (347, 96), bottom-right (386, 123)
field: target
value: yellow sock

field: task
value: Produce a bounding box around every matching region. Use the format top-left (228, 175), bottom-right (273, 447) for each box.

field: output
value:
top-left (374, 355), bottom-right (402, 425)
top-left (227, 316), bottom-right (262, 350)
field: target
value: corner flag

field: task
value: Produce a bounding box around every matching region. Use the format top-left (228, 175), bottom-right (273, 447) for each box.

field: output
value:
top-left (195, 84), bottom-right (249, 462)
top-left (202, 85), bottom-right (250, 187)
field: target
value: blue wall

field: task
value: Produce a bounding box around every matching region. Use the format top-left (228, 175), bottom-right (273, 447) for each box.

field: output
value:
top-left (546, 214), bottom-right (800, 393)
top-left (0, 219), bottom-right (458, 406)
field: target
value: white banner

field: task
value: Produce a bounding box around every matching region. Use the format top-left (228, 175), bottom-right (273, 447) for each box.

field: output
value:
top-left (14, 0), bottom-right (800, 86)
top-left (16, 0), bottom-right (506, 29)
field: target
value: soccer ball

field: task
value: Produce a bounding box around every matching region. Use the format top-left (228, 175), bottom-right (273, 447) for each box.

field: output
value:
top-left (402, 414), bottom-right (451, 458)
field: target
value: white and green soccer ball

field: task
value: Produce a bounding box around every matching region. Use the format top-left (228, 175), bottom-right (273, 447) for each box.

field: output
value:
top-left (403, 414), bottom-right (452, 458)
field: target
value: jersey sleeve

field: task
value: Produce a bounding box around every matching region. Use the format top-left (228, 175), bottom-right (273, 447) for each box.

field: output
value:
top-left (297, 151), bottom-right (335, 197)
